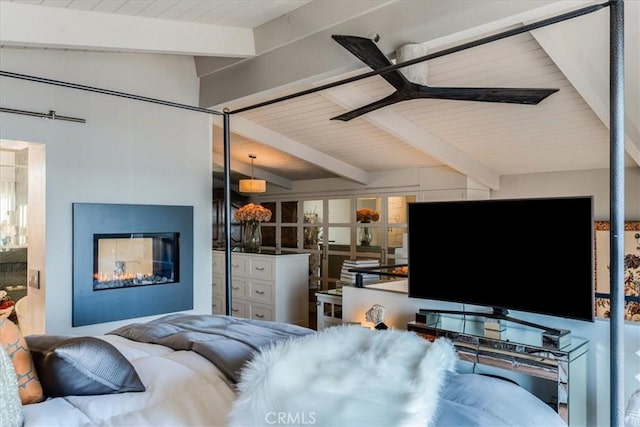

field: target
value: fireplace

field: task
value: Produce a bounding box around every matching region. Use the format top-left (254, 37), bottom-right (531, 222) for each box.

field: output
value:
top-left (93, 232), bottom-right (180, 290)
top-left (73, 203), bottom-right (193, 326)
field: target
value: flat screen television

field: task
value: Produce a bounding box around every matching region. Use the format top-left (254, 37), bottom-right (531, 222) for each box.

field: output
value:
top-left (407, 196), bottom-right (594, 324)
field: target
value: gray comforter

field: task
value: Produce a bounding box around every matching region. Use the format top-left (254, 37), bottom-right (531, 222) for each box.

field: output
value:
top-left (107, 313), bottom-right (314, 383)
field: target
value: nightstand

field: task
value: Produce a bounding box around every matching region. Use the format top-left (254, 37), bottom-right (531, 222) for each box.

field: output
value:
top-left (315, 288), bottom-right (342, 330)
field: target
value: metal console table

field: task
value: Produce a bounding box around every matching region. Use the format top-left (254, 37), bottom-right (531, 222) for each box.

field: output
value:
top-left (407, 319), bottom-right (589, 426)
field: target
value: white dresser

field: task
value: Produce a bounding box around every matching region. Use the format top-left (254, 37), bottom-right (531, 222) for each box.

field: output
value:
top-left (212, 250), bottom-right (310, 326)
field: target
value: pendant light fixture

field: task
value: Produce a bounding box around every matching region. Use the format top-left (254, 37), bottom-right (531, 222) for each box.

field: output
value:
top-left (239, 154), bottom-right (266, 193)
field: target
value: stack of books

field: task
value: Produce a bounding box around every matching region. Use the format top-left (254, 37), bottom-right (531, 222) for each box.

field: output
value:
top-left (340, 259), bottom-right (380, 284)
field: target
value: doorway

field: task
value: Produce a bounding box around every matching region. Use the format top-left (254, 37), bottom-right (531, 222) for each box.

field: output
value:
top-left (0, 141), bottom-right (28, 327)
top-left (0, 139), bottom-right (45, 335)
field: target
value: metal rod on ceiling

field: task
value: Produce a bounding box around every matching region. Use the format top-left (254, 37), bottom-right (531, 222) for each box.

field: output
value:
top-left (0, 70), bottom-right (223, 116)
top-left (0, 107), bottom-right (86, 123)
top-left (609, 0), bottom-right (625, 425)
top-left (229, 1), bottom-right (611, 115)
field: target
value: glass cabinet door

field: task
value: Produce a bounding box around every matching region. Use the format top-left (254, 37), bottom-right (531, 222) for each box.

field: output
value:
top-left (303, 200), bottom-right (323, 289)
top-left (355, 197), bottom-right (382, 264)
top-left (324, 199), bottom-right (350, 290)
top-left (260, 201), bottom-right (276, 248)
top-left (326, 226), bottom-right (351, 289)
top-left (386, 195), bottom-right (414, 264)
top-left (280, 201), bottom-right (298, 249)
top-left (222, 194), bottom-right (417, 290)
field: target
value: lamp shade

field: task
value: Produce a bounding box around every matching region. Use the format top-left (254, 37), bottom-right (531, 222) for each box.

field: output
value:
top-left (239, 154), bottom-right (267, 193)
top-left (239, 179), bottom-right (266, 193)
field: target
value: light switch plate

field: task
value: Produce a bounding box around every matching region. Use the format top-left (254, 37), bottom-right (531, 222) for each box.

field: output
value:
top-left (28, 269), bottom-right (40, 289)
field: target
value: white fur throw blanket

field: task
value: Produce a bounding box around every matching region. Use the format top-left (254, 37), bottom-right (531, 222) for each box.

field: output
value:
top-left (229, 325), bottom-right (456, 427)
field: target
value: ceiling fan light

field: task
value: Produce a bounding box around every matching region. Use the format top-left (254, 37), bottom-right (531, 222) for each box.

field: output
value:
top-left (239, 178), bottom-right (266, 193)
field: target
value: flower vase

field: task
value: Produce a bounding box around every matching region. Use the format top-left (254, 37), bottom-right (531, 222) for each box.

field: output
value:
top-left (243, 221), bottom-right (262, 252)
top-left (360, 223), bottom-right (372, 246)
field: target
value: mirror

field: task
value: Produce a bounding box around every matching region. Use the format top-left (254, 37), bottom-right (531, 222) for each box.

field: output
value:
top-left (0, 147), bottom-right (28, 249)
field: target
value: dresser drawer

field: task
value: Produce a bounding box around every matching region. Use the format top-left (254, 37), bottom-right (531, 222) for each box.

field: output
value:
top-left (230, 300), bottom-right (247, 318)
top-left (212, 295), bottom-right (224, 315)
top-left (248, 303), bottom-right (274, 322)
top-left (212, 274), bottom-right (225, 297)
top-left (230, 255), bottom-right (248, 276)
top-left (248, 280), bottom-right (274, 304)
top-left (212, 251), bottom-right (225, 275)
top-left (247, 257), bottom-right (274, 280)
top-left (229, 278), bottom-right (248, 298)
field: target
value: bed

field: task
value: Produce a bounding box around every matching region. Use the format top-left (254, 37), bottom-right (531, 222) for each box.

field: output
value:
top-left (1, 314), bottom-right (568, 427)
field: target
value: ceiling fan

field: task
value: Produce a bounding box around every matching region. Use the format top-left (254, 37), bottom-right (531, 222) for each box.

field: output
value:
top-left (330, 35), bottom-right (559, 121)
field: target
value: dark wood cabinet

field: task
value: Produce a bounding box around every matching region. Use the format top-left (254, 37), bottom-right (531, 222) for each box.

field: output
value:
top-left (212, 189), bottom-right (248, 249)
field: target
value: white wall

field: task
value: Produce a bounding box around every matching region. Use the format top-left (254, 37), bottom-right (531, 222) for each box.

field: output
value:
top-left (493, 167), bottom-right (640, 221)
top-left (0, 48), bottom-right (213, 335)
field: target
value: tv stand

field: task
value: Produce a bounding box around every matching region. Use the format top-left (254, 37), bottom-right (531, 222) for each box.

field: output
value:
top-left (408, 319), bottom-right (588, 426)
top-left (419, 307), bottom-right (565, 334)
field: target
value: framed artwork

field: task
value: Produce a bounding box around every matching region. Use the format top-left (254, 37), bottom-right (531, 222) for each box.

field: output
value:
top-left (594, 221), bottom-right (640, 321)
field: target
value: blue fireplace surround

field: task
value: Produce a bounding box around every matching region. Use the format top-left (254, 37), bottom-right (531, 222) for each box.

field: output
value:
top-left (72, 203), bottom-right (193, 327)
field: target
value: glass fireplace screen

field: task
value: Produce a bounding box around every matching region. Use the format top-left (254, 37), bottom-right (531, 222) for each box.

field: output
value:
top-left (93, 232), bottom-right (180, 290)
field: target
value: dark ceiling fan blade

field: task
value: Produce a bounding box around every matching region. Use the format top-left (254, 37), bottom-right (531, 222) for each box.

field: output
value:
top-left (330, 93), bottom-right (403, 121)
top-left (330, 35), bottom-right (559, 121)
top-left (332, 35), bottom-right (409, 90)
top-left (415, 86), bottom-right (559, 105)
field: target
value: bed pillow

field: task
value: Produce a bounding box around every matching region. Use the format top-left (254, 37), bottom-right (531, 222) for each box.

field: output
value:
top-left (0, 343), bottom-right (24, 426)
top-left (25, 335), bottom-right (145, 398)
top-left (0, 318), bottom-right (44, 404)
top-left (626, 389), bottom-right (640, 427)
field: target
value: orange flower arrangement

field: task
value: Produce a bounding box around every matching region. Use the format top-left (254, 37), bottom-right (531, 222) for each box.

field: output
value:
top-left (392, 266), bottom-right (408, 275)
top-left (356, 208), bottom-right (379, 223)
top-left (234, 203), bottom-right (272, 223)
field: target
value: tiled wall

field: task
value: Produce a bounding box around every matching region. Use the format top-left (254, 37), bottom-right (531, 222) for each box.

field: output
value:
top-left (0, 248), bottom-right (26, 287)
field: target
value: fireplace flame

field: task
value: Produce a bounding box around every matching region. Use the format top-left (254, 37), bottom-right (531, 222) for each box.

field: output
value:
top-left (93, 270), bottom-right (172, 290)
top-left (94, 272), bottom-right (150, 283)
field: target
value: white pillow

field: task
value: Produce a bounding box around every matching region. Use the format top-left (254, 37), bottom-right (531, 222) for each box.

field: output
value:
top-left (0, 344), bottom-right (23, 427)
top-left (626, 389), bottom-right (640, 427)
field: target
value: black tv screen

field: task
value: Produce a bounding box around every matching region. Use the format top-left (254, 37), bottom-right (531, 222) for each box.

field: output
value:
top-left (407, 196), bottom-right (594, 322)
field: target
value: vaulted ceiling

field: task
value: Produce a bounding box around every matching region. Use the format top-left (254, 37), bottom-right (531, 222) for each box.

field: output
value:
top-left (1, 0), bottom-right (638, 191)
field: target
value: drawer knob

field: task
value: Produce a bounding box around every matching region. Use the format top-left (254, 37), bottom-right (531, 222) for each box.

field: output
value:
top-left (232, 286), bottom-right (240, 290)
top-left (255, 290), bottom-right (265, 295)
top-left (255, 267), bottom-right (265, 271)
top-left (232, 264), bottom-right (240, 268)
top-left (255, 313), bottom-right (265, 319)
top-left (232, 308), bottom-right (239, 312)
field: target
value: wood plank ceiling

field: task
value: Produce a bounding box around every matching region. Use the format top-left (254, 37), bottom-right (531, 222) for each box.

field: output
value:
top-left (2, 0), bottom-right (638, 190)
